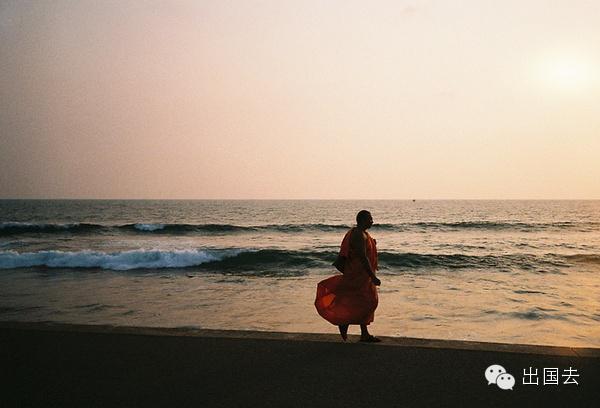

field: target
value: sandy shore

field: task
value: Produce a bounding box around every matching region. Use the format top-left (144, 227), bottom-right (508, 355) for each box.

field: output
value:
top-left (1, 321), bottom-right (598, 407)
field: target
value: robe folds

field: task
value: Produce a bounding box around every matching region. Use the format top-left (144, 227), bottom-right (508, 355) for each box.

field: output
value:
top-left (315, 228), bottom-right (378, 325)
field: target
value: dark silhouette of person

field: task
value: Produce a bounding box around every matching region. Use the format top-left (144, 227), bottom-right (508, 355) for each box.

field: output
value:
top-left (315, 210), bottom-right (381, 342)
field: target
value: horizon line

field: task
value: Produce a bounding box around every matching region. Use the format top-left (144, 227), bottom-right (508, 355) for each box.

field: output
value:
top-left (1, 197), bottom-right (600, 201)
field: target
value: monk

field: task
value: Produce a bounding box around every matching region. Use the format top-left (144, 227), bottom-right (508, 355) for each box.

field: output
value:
top-left (315, 210), bottom-right (381, 342)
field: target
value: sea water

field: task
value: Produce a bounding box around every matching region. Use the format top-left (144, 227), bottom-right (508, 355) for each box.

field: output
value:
top-left (1, 200), bottom-right (599, 347)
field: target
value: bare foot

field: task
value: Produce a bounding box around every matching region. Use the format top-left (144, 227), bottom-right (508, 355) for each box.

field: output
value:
top-left (359, 334), bottom-right (382, 343)
top-left (338, 324), bottom-right (349, 341)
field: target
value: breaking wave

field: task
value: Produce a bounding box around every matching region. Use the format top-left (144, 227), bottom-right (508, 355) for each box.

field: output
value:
top-left (0, 248), bottom-right (593, 272)
top-left (0, 249), bottom-right (243, 270)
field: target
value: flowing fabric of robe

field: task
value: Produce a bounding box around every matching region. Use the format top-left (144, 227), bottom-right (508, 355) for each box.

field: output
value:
top-left (315, 228), bottom-right (379, 325)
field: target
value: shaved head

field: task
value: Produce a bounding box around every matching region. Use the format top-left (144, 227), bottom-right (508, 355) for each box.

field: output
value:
top-left (356, 210), bottom-right (371, 225)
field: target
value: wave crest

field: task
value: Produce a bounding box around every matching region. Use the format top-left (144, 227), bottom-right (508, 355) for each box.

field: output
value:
top-left (563, 254), bottom-right (600, 265)
top-left (1, 248), bottom-right (594, 272)
top-left (0, 222), bottom-right (104, 235)
top-left (0, 249), bottom-right (242, 270)
top-left (1, 220), bottom-right (596, 235)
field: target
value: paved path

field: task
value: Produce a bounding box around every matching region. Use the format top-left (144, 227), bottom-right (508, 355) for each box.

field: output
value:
top-left (1, 322), bottom-right (598, 407)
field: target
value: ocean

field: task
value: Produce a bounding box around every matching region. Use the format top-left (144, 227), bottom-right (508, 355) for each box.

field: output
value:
top-left (1, 200), bottom-right (599, 347)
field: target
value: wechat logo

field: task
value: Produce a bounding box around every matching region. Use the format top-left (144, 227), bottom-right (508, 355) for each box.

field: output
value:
top-left (486, 364), bottom-right (515, 390)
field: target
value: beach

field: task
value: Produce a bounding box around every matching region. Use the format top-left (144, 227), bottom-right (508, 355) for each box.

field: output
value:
top-left (2, 200), bottom-right (600, 406)
top-left (2, 321), bottom-right (599, 407)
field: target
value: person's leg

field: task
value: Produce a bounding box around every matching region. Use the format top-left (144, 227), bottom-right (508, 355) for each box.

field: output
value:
top-left (338, 324), bottom-right (349, 341)
top-left (360, 324), bottom-right (381, 342)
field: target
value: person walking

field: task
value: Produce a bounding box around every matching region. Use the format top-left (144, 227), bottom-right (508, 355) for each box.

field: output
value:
top-left (315, 210), bottom-right (381, 342)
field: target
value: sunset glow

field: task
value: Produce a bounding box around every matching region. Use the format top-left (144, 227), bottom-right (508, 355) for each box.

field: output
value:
top-left (1, 0), bottom-right (599, 199)
top-left (539, 56), bottom-right (594, 92)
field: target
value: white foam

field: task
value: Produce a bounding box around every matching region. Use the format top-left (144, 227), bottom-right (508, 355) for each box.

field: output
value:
top-left (134, 223), bottom-right (166, 231)
top-left (0, 248), bottom-right (242, 270)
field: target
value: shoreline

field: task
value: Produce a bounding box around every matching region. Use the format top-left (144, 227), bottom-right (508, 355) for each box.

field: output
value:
top-left (2, 321), bottom-right (599, 407)
top-left (2, 320), bottom-right (599, 357)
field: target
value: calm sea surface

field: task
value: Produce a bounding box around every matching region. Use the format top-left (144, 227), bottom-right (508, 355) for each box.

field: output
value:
top-left (1, 200), bottom-right (599, 347)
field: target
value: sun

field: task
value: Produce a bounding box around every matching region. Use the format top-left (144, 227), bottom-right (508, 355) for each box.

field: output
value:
top-left (547, 60), bottom-right (589, 90)
top-left (538, 56), bottom-right (593, 92)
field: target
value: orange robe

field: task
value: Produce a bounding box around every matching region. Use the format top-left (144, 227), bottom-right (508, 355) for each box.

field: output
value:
top-left (315, 228), bottom-right (379, 325)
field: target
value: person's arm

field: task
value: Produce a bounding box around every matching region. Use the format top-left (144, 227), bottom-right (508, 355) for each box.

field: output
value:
top-left (350, 229), bottom-right (381, 286)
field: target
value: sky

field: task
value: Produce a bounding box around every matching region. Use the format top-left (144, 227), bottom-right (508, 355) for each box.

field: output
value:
top-left (1, 0), bottom-right (599, 199)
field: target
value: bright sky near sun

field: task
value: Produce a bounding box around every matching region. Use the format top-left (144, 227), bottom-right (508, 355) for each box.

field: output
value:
top-left (1, 0), bottom-right (599, 199)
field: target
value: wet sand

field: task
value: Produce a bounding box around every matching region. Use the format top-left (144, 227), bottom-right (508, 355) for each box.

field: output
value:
top-left (1, 321), bottom-right (598, 407)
